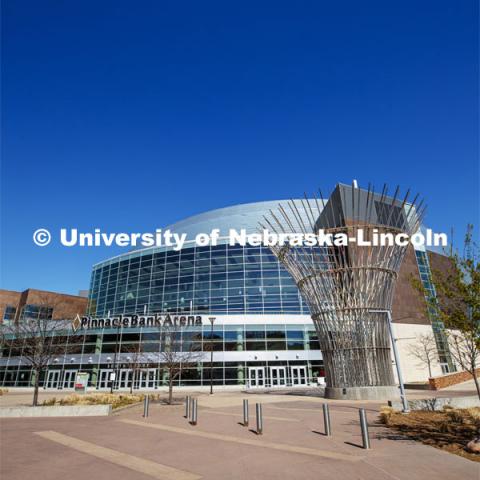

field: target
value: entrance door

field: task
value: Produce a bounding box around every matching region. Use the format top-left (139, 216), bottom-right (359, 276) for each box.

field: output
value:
top-left (248, 367), bottom-right (265, 388)
top-left (146, 369), bottom-right (156, 389)
top-left (270, 367), bottom-right (286, 387)
top-left (45, 370), bottom-right (61, 389)
top-left (63, 370), bottom-right (77, 389)
top-left (136, 369), bottom-right (156, 389)
top-left (117, 369), bottom-right (131, 389)
top-left (97, 369), bottom-right (112, 389)
top-left (291, 366), bottom-right (307, 386)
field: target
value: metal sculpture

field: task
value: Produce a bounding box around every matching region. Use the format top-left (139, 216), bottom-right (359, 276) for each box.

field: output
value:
top-left (260, 182), bottom-right (425, 399)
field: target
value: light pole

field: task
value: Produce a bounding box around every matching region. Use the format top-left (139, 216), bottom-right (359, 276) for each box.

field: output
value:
top-left (110, 321), bottom-right (120, 394)
top-left (370, 309), bottom-right (410, 413)
top-left (208, 317), bottom-right (216, 395)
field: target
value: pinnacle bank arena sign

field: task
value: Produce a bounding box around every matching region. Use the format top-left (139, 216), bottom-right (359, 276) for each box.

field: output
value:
top-left (72, 313), bottom-right (203, 332)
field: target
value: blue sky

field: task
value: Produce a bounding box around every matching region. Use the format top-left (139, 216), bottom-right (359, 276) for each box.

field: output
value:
top-left (1, 1), bottom-right (478, 295)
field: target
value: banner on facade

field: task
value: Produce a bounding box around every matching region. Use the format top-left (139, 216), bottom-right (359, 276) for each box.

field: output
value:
top-left (74, 372), bottom-right (89, 393)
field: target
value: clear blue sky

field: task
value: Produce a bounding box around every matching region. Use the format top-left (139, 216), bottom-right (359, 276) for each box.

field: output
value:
top-left (1, 1), bottom-right (478, 295)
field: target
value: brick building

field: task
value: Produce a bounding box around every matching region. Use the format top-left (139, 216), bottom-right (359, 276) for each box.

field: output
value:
top-left (0, 288), bottom-right (88, 324)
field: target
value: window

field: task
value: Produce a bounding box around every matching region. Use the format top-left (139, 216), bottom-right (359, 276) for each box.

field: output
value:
top-left (20, 304), bottom-right (53, 321)
top-left (101, 344), bottom-right (118, 354)
top-left (2, 305), bottom-right (16, 323)
top-left (245, 341), bottom-right (266, 351)
top-left (286, 330), bottom-right (304, 340)
top-left (266, 326), bottom-right (286, 339)
top-left (245, 329), bottom-right (265, 340)
top-left (375, 201), bottom-right (405, 229)
top-left (287, 341), bottom-right (304, 350)
top-left (267, 340), bottom-right (286, 350)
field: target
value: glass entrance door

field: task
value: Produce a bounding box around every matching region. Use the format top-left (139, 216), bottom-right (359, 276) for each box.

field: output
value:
top-left (63, 370), bottom-right (77, 389)
top-left (146, 369), bottom-right (156, 389)
top-left (270, 367), bottom-right (286, 387)
top-left (117, 369), bottom-right (131, 389)
top-left (136, 368), bottom-right (156, 389)
top-left (248, 367), bottom-right (265, 388)
top-left (45, 370), bottom-right (61, 389)
top-left (291, 366), bottom-right (307, 386)
top-left (97, 369), bottom-right (112, 389)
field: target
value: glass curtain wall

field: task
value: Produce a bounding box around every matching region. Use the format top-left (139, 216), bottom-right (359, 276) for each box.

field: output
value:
top-left (0, 324), bottom-right (322, 388)
top-left (88, 245), bottom-right (308, 317)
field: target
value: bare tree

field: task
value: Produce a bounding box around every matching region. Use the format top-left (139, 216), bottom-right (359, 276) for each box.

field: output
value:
top-left (0, 315), bottom-right (82, 406)
top-left (447, 331), bottom-right (480, 398)
top-left (123, 343), bottom-right (146, 393)
top-left (159, 323), bottom-right (203, 404)
top-left (0, 292), bottom-right (84, 406)
top-left (407, 333), bottom-right (439, 379)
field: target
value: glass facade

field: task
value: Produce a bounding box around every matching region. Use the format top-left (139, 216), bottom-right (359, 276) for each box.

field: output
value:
top-left (415, 250), bottom-right (455, 373)
top-left (0, 323), bottom-right (323, 388)
top-left (88, 245), bottom-right (309, 317)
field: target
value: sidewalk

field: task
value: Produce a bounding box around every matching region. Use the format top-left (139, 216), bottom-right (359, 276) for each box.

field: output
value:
top-left (1, 389), bottom-right (477, 480)
top-left (2, 378), bottom-right (476, 408)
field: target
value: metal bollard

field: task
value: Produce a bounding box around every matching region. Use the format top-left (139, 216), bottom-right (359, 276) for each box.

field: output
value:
top-left (322, 403), bottom-right (331, 436)
top-left (191, 398), bottom-right (198, 425)
top-left (359, 408), bottom-right (370, 449)
top-left (185, 396), bottom-right (190, 418)
top-left (243, 399), bottom-right (249, 427)
top-left (256, 403), bottom-right (263, 435)
top-left (143, 394), bottom-right (150, 418)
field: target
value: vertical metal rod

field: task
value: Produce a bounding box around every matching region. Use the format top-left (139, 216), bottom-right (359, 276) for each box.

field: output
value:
top-left (386, 310), bottom-right (410, 413)
top-left (209, 317), bottom-right (216, 395)
top-left (243, 399), bottom-right (249, 427)
top-left (256, 403), bottom-right (263, 434)
top-left (323, 403), bottom-right (331, 436)
top-left (110, 323), bottom-right (120, 393)
top-left (209, 338), bottom-right (214, 394)
top-left (191, 398), bottom-right (197, 425)
top-left (143, 394), bottom-right (149, 418)
top-left (359, 408), bottom-right (370, 449)
top-left (185, 396), bottom-right (190, 418)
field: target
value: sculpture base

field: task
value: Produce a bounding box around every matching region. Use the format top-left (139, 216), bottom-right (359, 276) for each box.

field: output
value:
top-left (325, 386), bottom-right (399, 401)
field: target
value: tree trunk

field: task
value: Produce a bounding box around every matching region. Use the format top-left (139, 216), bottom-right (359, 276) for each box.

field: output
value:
top-left (32, 368), bottom-right (40, 406)
top-left (472, 371), bottom-right (480, 401)
top-left (427, 361), bottom-right (432, 379)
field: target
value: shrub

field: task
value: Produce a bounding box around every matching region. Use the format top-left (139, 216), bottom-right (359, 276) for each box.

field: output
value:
top-left (445, 408), bottom-right (465, 424)
top-left (41, 392), bottom-right (160, 409)
top-left (379, 406), bottom-right (395, 425)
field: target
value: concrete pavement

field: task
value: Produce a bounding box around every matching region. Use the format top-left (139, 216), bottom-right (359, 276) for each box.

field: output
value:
top-left (1, 390), bottom-right (477, 480)
top-left (1, 377), bottom-right (477, 408)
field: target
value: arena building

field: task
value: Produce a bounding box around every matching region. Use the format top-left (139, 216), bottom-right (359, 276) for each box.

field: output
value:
top-left (0, 194), bottom-right (455, 390)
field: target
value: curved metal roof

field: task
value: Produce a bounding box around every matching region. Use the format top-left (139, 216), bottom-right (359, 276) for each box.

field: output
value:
top-left (93, 199), bottom-right (319, 268)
